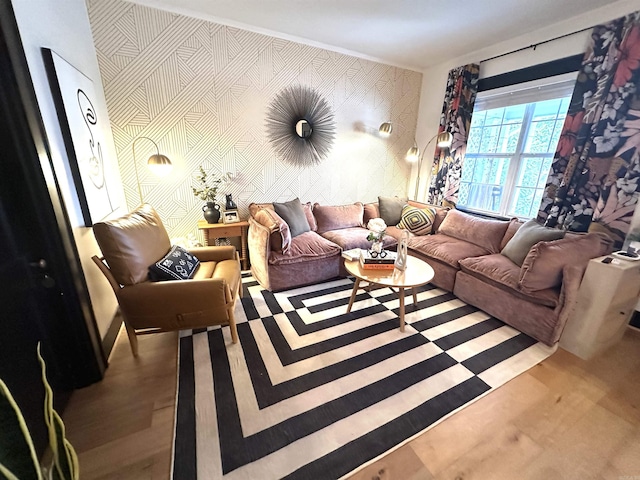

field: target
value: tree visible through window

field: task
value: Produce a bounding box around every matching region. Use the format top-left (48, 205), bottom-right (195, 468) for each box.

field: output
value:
top-left (458, 79), bottom-right (574, 219)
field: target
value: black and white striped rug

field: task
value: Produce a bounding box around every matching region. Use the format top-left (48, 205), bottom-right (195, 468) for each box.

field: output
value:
top-left (172, 274), bottom-right (555, 479)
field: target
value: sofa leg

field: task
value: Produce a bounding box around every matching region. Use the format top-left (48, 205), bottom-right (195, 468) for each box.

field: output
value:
top-left (228, 309), bottom-right (239, 344)
top-left (124, 322), bottom-right (139, 357)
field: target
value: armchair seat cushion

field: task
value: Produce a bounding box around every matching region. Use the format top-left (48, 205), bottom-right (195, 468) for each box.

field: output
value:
top-left (269, 231), bottom-right (340, 266)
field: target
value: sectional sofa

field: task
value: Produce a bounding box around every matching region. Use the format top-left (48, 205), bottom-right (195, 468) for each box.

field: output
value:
top-left (247, 199), bottom-right (613, 346)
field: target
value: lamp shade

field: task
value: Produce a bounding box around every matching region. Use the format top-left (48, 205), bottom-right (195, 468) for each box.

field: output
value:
top-left (379, 122), bottom-right (393, 137)
top-left (436, 132), bottom-right (453, 148)
top-left (147, 154), bottom-right (173, 177)
top-left (406, 145), bottom-right (419, 162)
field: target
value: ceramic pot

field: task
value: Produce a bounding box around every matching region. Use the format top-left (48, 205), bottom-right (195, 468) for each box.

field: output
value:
top-left (203, 202), bottom-right (221, 224)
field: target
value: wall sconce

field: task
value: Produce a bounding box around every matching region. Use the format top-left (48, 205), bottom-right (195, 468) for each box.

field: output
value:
top-left (379, 122), bottom-right (393, 137)
top-left (406, 131), bottom-right (453, 200)
top-left (132, 136), bottom-right (173, 204)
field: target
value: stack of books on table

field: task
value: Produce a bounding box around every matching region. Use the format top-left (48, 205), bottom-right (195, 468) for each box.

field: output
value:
top-left (359, 250), bottom-right (396, 270)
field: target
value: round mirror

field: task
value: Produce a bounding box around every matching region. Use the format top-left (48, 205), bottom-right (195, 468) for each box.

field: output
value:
top-left (295, 119), bottom-right (312, 138)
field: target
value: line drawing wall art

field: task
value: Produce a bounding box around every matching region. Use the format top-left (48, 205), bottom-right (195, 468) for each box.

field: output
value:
top-left (43, 48), bottom-right (117, 226)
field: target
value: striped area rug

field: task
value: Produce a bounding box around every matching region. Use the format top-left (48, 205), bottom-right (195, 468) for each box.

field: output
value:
top-left (172, 273), bottom-right (555, 479)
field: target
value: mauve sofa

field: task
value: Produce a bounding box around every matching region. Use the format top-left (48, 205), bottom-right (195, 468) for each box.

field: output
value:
top-left (247, 200), bottom-right (613, 346)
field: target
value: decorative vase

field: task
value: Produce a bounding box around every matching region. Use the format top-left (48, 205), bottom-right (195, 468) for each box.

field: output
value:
top-left (370, 240), bottom-right (385, 257)
top-left (202, 202), bottom-right (221, 224)
top-left (395, 230), bottom-right (409, 271)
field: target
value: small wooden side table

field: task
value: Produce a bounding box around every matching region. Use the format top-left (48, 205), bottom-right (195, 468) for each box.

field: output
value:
top-left (197, 220), bottom-right (250, 270)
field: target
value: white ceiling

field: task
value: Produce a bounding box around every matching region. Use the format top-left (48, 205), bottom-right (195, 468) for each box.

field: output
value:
top-left (130, 0), bottom-right (624, 71)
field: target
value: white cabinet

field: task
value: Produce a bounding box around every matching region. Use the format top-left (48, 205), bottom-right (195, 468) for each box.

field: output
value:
top-left (560, 255), bottom-right (640, 360)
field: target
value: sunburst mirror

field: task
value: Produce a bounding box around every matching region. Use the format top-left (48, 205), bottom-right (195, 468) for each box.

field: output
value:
top-left (265, 85), bottom-right (336, 167)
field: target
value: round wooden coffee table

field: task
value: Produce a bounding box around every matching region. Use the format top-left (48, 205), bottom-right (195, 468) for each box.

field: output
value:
top-left (344, 254), bottom-right (435, 332)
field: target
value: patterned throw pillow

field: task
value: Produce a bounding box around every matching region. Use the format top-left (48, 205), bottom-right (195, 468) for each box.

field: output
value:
top-left (397, 205), bottom-right (436, 235)
top-left (149, 245), bottom-right (200, 281)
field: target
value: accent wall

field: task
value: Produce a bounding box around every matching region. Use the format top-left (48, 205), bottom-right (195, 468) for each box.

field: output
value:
top-left (87, 0), bottom-right (422, 242)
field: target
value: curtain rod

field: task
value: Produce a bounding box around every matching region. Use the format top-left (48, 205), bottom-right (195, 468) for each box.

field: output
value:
top-left (480, 25), bottom-right (593, 64)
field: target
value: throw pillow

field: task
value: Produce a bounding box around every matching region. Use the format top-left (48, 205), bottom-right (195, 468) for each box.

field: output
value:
top-left (148, 245), bottom-right (200, 281)
top-left (437, 209), bottom-right (511, 254)
top-left (378, 196), bottom-right (408, 226)
top-left (518, 233), bottom-right (613, 292)
top-left (273, 198), bottom-right (311, 237)
top-left (397, 204), bottom-right (436, 235)
top-left (501, 219), bottom-right (565, 266)
top-left (312, 202), bottom-right (364, 234)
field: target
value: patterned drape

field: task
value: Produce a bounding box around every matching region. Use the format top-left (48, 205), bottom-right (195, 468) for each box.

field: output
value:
top-left (427, 63), bottom-right (480, 207)
top-left (537, 12), bottom-right (640, 246)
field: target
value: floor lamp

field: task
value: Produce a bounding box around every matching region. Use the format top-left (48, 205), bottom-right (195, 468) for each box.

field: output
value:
top-left (406, 131), bottom-right (453, 200)
top-left (131, 136), bottom-right (173, 205)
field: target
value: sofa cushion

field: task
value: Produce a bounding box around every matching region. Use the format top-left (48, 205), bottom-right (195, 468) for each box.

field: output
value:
top-left (363, 203), bottom-right (379, 224)
top-left (313, 202), bottom-right (364, 233)
top-left (321, 227), bottom-right (398, 251)
top-left (249, 201), bottom-right (316, 232)
top-left (274, 198), bottom-right (310, 237)
top-left (93, 204), bottom-right (171, 286)
top-left (254, 208), bottom-right (292, 253)
top-left (500, 219), bottom-right (524, 250)
top-left (148, 245), bottom-right (200, 281)
top-left (408, 234), bottom-right (491, 269)
top-left (269, 231), bottom-right (341, 265)
top-left (459, 254), bottom-right (559, 308)
top-left (501, 219), bottom-right (565, 266)
top-left (397, 204), bottom-right (436, 235)
top-left (378, 196), bottom-right (408, 225)
top-left (437, 209), bottom-right (510, 254)
top-left (518, 232), bottom-right (613, 292)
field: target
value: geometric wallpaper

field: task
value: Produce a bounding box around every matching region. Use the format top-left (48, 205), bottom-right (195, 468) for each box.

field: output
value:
top-left (87, 0), bottom-right (422, 242)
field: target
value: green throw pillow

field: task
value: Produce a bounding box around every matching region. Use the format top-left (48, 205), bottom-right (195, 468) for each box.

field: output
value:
top-left (273, 198), bottom-right (311, 237)
top-left (501, 219), bottom-right (565, 266)
top-left (397, 205), bottom-right (436, 235)
top-left (378, 196), bottom-right (408, 226)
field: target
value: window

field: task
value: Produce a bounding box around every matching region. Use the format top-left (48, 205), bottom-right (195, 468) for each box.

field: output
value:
top-left (458, 75), bottom-right (576, 219)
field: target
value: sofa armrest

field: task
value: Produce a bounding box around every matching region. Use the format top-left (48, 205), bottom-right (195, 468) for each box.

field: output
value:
top-left (188, 245), bottom-right (236, 262)
top-left (553, 263), bottom-right (588, 342)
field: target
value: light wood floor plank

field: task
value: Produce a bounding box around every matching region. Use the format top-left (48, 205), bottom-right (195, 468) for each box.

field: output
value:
top-left (61, 327), bottom-right (640, 479)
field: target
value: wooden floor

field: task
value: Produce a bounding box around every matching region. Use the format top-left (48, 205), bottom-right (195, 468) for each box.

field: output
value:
top-left (63, 328), bottom-right (640, 479)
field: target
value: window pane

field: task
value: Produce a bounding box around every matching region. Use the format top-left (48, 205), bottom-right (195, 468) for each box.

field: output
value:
top-left (503, 104), bottom-right (526, 124)
top-left (458, 157), bottom-right (510, 214)
top-left (525, 120), bottom-right (555, 153)
top-left (532, 98), bottom-right (562, 121)
top-left (497, 123), bottom-right (521, 153)
top-left (537, 157), bottom-right (553, 188)
top-left (479, 126), bottom-right (500, 153)
top-left (485, 108), bottom-right (504, 126)
top-left (467, 127), bottom-right (481, 153)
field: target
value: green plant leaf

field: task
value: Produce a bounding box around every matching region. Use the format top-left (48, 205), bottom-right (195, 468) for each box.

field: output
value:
top-left (37, 345), bottom-right (78, 480)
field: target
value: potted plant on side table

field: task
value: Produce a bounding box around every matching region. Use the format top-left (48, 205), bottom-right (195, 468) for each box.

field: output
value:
top-left (192, 166), bottom-right (229, 224)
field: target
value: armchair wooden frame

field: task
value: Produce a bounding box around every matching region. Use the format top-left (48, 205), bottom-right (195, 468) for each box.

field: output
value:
top-left (92, 251), bottom-right (242, 357)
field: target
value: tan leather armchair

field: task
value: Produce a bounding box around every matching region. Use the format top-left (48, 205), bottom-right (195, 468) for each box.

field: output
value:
top-left (92, 204), bottom-right (242, 356)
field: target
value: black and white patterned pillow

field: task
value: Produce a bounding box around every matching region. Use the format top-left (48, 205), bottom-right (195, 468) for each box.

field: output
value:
top-left (149, 245), bottom-right (200, 281)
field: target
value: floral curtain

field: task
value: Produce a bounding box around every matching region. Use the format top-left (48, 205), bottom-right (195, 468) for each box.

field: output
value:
top-left (537, 12), bottom-right (640, 246)
top-left (427, 63), bottom-right (480, 207)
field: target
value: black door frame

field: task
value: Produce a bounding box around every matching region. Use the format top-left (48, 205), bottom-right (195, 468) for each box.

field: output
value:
top-left (0, 0), bottom-right (106, 385)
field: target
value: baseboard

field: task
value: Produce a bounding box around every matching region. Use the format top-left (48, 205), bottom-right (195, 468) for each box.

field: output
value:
top-left (102, 310), bottom-right (123, 359)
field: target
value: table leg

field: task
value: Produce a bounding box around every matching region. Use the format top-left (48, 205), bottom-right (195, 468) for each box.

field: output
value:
top-left (412, 287), bottom-right (418, 306)
top-left (347, 278), bottom-right (361, 313)
top-left (399, 287), bottom-right (405, 332)
top-left (241, 225), bottom-right (248, 270)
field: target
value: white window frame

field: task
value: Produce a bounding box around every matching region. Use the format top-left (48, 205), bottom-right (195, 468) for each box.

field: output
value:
top-left (459, 73), bottom-right (577, 219)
